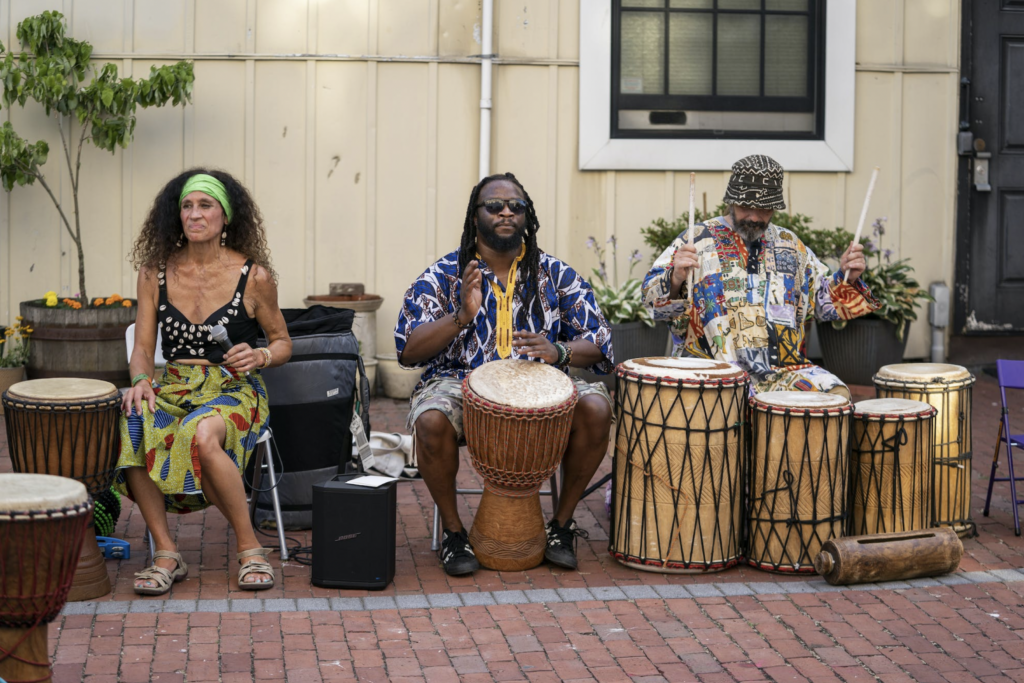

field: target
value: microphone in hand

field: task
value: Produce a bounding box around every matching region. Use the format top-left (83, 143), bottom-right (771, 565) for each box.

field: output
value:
top-left (210, 324), bottom-right (249, 376)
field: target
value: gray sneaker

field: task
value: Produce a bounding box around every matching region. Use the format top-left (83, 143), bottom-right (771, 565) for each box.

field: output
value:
top-left (544, 518), bottom-right (588, 570)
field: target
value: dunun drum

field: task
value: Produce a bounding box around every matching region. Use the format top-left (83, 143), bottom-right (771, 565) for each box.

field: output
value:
top-left (2, 379), bottom-right (122, 601)
top-left (0, 474), bottom-right (91, 683)
top-left (748, 391), bottom-right (852, 573)
top-left (873, 363), bottom-right (976, 536)
top-left (611, 358), bottom-right (748, 573)
top-left (849, 399), bottom-right (936, 536)
top-left (462, 359), bottom-right (578, 571)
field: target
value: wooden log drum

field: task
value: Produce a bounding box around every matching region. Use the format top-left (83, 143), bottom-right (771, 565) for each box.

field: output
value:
top-left (849, 398), bottom-right (937, 536)
top-left (873, 363), bottom-right (976, 537)
top-left (747, 391), bottom-right (853, 573)
top-left (462, 359), bottom-right (577, 571)
top-left (814, 528), bottom-right (962, 586)
top-left (2, 379), bottom-right (121, 602)
top-left (610, 357), bottom-right (748, 572)
top-left (0, 474), bottom-right (91, 683)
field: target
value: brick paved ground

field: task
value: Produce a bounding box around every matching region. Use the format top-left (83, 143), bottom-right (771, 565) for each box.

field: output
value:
top-left (4, 369), bottom-right (1024, 681)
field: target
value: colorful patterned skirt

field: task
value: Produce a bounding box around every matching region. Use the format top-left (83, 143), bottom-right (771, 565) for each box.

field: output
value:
top-left (113, 362), bottom-right (269, 514)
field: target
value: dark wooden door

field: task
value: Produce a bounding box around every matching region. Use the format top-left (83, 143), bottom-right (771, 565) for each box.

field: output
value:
top-left (955, 1), bottom-right (1024, 333)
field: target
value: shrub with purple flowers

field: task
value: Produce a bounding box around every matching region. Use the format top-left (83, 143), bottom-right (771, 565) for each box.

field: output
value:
top-left (585, 237), bottom-right (653, 327)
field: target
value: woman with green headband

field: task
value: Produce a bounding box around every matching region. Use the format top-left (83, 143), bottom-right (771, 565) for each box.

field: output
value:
top-left (118, 168), bottom-right (292, 595)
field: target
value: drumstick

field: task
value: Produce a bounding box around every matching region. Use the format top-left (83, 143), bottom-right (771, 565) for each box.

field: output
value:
top-left (687, 172), bottom-right (696, 299)
top-left (844, 166), bottom-right (880, 283)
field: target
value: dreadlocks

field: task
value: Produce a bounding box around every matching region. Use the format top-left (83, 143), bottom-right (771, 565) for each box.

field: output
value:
top-left (457, 172), bottom-right (545, 328)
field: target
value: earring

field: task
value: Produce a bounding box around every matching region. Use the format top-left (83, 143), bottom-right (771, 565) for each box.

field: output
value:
top-left (176, 234), bottom-right (183, 248)
top-left (220, 230), bottom-right (227, 247)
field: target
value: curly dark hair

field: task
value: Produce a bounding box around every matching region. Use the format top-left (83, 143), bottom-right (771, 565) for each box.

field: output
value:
top-left (129, 168), bottom-right (276, 281)
top-left (458, 172), bottom-right (544, 327)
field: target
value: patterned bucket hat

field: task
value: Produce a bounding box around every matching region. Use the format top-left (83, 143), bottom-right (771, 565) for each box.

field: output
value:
top-left (722, 154), bottom-right (786, 210)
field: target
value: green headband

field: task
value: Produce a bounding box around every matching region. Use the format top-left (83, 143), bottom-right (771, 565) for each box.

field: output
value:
top-left (179, 174), bottom-right (233, 224)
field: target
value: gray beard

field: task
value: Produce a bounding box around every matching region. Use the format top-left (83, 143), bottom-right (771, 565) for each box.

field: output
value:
top-left (735, 223), bottom-right (766, 243)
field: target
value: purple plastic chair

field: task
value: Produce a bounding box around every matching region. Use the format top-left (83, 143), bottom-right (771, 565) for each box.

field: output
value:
top-left (983, 360), bottom-right (1024, 535)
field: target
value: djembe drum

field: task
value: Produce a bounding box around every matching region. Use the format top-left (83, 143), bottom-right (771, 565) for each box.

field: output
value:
top-left (747, 391), bottom-right (852, 573)
top-left (2, 379), bottom-right (121, 601)
top-left (874, 363), bottom-right (976, 536)
top-left (0, 474), bottom-right (91, 683)
top-left (610, 358), bottom-right (748, 573)
top-left (849, 398), bottom-right (936, 536)
top-left (462, 359), bottom-right (578, 571)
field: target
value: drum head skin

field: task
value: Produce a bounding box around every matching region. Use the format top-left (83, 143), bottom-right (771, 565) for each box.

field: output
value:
top-left (875, 363), bottom-right (972, 383)
top-left (467, 359), bottom-right (575, 409)
top-left (619, 357), bottom-right (747, 386)
top-left (7, 378), bottom-right (119, 402)
top-left (0, 473), bottom-right (88, 512)
top-left (753, 391), bottom-right (849, 410)
top-left (854, 398), bottom-right (936, 417)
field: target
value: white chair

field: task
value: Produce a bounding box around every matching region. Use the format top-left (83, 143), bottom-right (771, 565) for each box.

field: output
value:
top-left (125, 324), bottom-right (288, 561)
top-left (430, 470), bottom-right (560, 552)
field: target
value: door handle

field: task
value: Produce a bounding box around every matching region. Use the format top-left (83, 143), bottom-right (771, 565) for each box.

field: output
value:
top-left (973, 151), bottom-right (992, 192)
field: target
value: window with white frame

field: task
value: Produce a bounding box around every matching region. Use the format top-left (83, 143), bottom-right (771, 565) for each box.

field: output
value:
top-left (614, 0), bottom-right (824, 139)
top-left (579, 0), bottom-right (855, 171)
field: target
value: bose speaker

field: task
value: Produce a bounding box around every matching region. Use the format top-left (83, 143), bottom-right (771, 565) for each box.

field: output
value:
top-left (311, 474), bottom-right (396, 590)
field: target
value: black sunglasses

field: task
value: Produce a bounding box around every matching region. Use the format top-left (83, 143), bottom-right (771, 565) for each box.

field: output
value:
top-left (476, 198), bottom-right (528, 215)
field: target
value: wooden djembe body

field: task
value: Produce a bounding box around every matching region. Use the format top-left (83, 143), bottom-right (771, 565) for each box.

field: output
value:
top-left (462, 360), bottom-right (578, 571)
top-left (2, 379), bottom-right (121, 601)
top-left (747, 391), bottom-right (853, 573)
top-left (849, 398), bottom-right (936, 536)
top-left (873, 363), bottom-right (976, 537)
top-left (611, 357), bottom-right (748, 573)
top-left (0, 474), bottom-right (91, 683)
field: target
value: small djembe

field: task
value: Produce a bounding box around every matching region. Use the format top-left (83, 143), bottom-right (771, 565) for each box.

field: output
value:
top-left (462, 359), bottom-right (578, 571)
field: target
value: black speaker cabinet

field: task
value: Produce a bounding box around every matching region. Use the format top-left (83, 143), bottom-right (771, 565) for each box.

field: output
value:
top-left (311, 474), bottom-right (396, 590)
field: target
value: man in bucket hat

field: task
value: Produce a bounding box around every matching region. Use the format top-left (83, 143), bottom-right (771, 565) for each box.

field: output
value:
top-left (641, 154), bottom-right (879, 398)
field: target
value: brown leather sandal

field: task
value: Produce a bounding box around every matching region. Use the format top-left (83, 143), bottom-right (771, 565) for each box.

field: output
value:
top-left (237, 547), bottom-right (275, 591)
top-left (134, 550), bottom-right (188, 596)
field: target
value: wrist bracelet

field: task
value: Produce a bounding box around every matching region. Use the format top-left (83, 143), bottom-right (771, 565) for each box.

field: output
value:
top-left (562, 344), bottom-right (574, 369)
top-left (131, 373), bottom-right (150, 387)
top-left (553, 343), bottom-right (565, 366)
top-left (452, 306), bottom-right (475, 331)
top-left (259, 347), bottom-right (272, 369)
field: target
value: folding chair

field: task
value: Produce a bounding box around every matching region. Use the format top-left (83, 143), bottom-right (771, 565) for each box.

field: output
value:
top-left (983, 359), bottom-right (1024, 536)
top-left (430, 470), bottom-right (560, 551)
top-left (125, 324), bottom-right (288, 560)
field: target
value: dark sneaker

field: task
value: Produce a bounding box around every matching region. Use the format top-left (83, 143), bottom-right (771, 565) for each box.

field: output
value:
top-left (545, 518), bottom-right (589, 570)
top-left (439, 528), bottom-right (479, 576)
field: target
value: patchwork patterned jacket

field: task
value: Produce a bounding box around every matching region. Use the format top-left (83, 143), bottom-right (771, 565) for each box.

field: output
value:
top-left (396, 249), bottom-right (614, 391)
top-left (641, 217), bottom-right (879, 384)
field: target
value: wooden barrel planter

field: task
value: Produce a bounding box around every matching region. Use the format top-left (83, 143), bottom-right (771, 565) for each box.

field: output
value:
top-left (20, 301), bottom-right (137, 384)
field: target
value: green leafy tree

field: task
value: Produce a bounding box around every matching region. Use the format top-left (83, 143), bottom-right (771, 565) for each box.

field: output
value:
top-left (0, 11), bottom-right (194, 302)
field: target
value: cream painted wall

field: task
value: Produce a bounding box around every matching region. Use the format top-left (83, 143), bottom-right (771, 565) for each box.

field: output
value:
top-left (0, 0), bottom-right (961, 361)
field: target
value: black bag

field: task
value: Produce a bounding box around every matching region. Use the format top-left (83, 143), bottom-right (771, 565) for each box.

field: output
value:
top-left (251, 305), bottom-right (371, 529)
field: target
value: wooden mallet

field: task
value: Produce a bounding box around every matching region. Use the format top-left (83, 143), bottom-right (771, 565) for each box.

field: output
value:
top-left (844, 166), bottom-right (880, 284)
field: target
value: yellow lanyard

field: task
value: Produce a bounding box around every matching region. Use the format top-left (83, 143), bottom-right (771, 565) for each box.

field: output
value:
top-left (480, 245), bottom-right (526, 359)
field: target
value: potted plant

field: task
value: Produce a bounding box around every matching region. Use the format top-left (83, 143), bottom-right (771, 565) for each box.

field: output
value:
top-left (0, 318), bottom-right (32, 412)
top-left (810, 218), bottom-right (933, 386)
top-left (0, 12), bottom-right (194, 381)
top-left (575, 236), bottom-right (667, 389)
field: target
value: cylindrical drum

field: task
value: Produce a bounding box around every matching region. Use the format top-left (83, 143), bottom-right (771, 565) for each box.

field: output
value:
top-left (873, 363), bottom-right (976, 536)
top-left (462, 360), bottom-right (578, 571)
top-left (610, 357), bottom-right (748, 573)
top-left (814, 528), bottom-right (962, 586)
top-left (849, 398), bottom-right (936, 536)
top-left (2, 379), bottom-right (121, 601)
top-left (0, 474), bottom-right (91, 683)
top-left (748, 391), bottom-right (852, 573)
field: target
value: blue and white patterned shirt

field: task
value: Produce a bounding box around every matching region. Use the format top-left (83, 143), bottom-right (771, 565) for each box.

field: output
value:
top-left (395, 249), bottom-right (614, 390)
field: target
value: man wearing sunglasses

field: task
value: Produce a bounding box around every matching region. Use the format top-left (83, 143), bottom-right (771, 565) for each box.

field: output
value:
top-left (642, 154), bottom-right (878, 397)
top-left (395, 172), bottom-right (614, 576)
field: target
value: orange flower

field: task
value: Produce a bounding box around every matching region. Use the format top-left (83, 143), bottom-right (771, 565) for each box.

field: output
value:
top-left (106, 293), bottom-right (123, 304)
top-left (93, 298), bottom-right (105, 307)
top-left (122, 300), bottom-right (133, 308)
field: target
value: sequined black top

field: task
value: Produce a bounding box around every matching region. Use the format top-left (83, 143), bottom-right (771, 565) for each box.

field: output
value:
top-left (158, 260), bottom-right (260, 363)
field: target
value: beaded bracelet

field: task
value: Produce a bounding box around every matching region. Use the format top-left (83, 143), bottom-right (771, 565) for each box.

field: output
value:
top-left (131, 373), bottom-right (150, 387)
top-left (562, 344), bottom-right (574, 369)
top-left (259, 347), bottom-right (273, 369)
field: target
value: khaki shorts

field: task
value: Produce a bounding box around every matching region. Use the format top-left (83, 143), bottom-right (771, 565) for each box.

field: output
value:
top-left (408, 374), bottom-right (613, 444)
